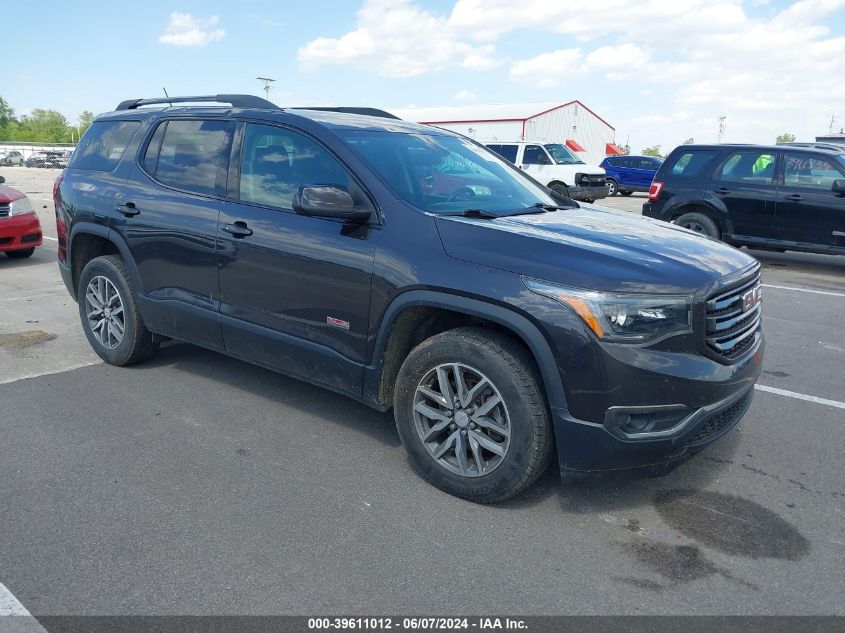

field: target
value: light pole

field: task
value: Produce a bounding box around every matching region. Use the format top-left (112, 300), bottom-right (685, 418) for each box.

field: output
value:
top-left (256, 77), bottom-right (275, 100)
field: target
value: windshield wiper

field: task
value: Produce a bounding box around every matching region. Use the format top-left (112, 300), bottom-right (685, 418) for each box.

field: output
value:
top-left (439, 208), bottom-right (500, 219)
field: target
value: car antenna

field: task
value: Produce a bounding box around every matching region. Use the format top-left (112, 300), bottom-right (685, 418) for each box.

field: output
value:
top-left (162, 87), bottom-right (173, 107)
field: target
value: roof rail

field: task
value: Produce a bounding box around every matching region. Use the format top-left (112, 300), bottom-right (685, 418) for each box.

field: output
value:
top-left (292, 107), bottom-right (401, 120)
top-left (115, 94), bottom-right (277, 111)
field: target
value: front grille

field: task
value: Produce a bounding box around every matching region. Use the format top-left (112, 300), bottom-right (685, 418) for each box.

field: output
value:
top-left (0, 204), bottom-right (9, 218)
top-left (687, 390), bottom-right (752, 445)
top-left (577, 173), bottom-right (606, 187)
top-left (705, 271), bottom-right (762, 361)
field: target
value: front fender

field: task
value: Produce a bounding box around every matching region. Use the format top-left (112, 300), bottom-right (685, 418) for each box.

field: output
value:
top-left (363, 289), bottom-right (569, 413)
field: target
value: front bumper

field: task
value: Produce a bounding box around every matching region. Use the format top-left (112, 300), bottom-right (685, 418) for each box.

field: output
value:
top-left (0, 212), bottom-right (43, 252)
top-left (569, 184), bottom-right (608, 201)
top-left (551, 333), bottom-right (763, 474)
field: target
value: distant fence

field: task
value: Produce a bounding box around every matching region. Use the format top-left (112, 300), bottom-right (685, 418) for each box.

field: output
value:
top-left (1, 142), bottom-right (76, 159)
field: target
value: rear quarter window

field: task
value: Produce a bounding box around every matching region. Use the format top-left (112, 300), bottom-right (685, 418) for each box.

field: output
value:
top-left (665, 150), bottom-right (718, 177)
top-left (68, 120), bottom-right (140, 171)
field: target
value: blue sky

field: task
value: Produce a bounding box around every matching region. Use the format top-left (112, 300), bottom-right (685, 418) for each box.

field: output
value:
top-left (5, 0), bottom-right (845, 153)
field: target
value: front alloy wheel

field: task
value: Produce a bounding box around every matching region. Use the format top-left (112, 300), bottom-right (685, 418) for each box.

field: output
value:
top-left (413, 363), bottom-right (511, 477)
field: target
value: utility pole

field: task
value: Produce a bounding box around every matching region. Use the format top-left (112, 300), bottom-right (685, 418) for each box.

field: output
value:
top-left (829, 114), bottom-right (839, 135)
top-left (717, 115), bottom-right (727, 143)
top-left (256, 77), bottom-right (275, 100)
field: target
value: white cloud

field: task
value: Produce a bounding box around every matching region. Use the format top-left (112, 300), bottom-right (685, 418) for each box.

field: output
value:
top-left (297, 0), bottom-right (498, 77)
top-left (508, 49), bottom-right (582, 87)
top-left (482, 0), bottom-right (845, 148)
top-left (159, 12), bottom-right (225, 47)
top-left (454, 90), bottom-right (476, 101)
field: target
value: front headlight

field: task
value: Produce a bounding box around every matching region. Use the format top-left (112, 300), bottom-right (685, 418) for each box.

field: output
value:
top-left (9, 197), bottom-right (34, 216)
top-left (524, 277), bottom-right (692, 342)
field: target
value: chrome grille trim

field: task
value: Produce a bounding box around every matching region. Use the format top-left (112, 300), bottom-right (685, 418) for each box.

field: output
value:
top-left (704, 271), bottom-right (762, 361)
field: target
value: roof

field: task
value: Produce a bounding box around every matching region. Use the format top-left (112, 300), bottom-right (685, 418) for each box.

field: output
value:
top-left (391, 100), bottom-right (614, 130)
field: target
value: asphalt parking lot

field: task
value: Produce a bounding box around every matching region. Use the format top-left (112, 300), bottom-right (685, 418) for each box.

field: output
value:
top-left (1, 167), bottom-right (844, 616)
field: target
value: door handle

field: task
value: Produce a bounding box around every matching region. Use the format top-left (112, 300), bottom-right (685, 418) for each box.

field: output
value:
top-left (222, 221), bottom-right (253, 238)
top-left (115, 202), bottom-right (140, 217)
top-left (784, 194), bottom-right (802, 201)
top-left (715, 187), bottom-right (730, 195)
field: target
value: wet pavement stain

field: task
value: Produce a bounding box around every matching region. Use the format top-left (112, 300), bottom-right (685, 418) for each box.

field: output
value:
top-left (612, 576), bottom-right (665, 592)
top-left (0, 330), bottom-right (57, 353)
top-left (620, 540), bottom-right (759, 591)
top-left (623, 542), bottom-right (720, 583)
top-left (654, 489), bottom-right (810, 561)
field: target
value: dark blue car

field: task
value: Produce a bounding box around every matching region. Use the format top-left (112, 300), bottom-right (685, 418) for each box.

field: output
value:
top-left (600, 154), bottom-right (663, 196)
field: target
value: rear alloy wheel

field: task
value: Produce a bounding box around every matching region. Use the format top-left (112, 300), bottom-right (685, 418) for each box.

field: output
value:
top-left (78, 255), bottom-right (159, 366)
top-left (674, 211), bottom-right (720, 240)
top-left (394, 327), bottom-right (554, 503)
top-left (606, 179), bottom-right (619, 196)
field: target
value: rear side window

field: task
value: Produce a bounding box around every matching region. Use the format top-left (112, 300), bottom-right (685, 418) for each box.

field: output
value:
top-left (489, 144), bottom-right (518, 163)
top-left (143, 120), bottom-right (232, 196)
top-left (666, 150), bottom-right (718, 177)
top-left (69, 120), bottom-right (140, 171)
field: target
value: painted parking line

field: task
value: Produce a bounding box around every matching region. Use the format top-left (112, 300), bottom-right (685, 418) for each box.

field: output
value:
top-left (0, 582), bottom-right (47, 632)
top-left (755, 384), bottom-right (845, 410)
top-left (0, 361), bottom-right (102, 387)
top-left (41, 236), bottom-right (58, 242)
top-left (762, 284), bottom-right (845, 298)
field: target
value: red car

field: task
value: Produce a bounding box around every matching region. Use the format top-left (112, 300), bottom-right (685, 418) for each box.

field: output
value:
top-left (0, 176), bottom-right (43, 258)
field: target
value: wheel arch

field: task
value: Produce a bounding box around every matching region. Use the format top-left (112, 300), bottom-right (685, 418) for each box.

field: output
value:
top-left (364, 290), bottom-right (568, 414)
top-left (667, 200), bottom-right (733, 235)
top-left (68, 224), bottom-right (141, 298)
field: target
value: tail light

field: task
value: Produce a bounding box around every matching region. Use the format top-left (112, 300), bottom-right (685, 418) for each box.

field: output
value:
top-left (648, 181), bottom-right (664, 200)
top-left (53, 173), bottom-right (68, 263)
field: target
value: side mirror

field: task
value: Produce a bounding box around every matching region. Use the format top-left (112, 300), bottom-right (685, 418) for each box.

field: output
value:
top-left (0, 176), bottom-right (5, 184)
top-left (292, 185), bottom-right (371, 221)
top-left (832, 179), bottom-right (845, 195)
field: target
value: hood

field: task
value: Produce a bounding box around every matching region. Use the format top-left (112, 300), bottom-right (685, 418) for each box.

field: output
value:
top-left (0, 185), bottom-right (26, 204)
top-left (434, 204), bottom-right (757, 295)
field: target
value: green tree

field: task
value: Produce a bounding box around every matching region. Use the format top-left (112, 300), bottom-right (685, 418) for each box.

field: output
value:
top-left (0, 96), bottom-right (15, 139)
top-left (683, 137), bottom-right (695, 145)
top-left (776, 132), bottom-right (796, 144)
top-left (641, 145), bottom-right (663, 157)
top-left (77, 110), bottom-right (94, 137)
top-left (13, 109), bottom-right (70, 142)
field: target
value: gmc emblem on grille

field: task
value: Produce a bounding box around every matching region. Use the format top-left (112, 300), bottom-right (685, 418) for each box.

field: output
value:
top-left (742, 285), bottom-right (763, 312)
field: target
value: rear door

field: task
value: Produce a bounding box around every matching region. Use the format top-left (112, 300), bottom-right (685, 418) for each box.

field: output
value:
top-left (776, 152), bottom-right (845, 247)
top-left (707, 149), bottom-right (779, 239)
top-left (634, 157), bottom-right (661, 188)
top-left (116, 117), bottom-right (233, 350)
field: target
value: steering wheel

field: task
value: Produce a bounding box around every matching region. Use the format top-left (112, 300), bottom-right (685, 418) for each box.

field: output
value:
top-left (446, 186), bottom-right (477, 202)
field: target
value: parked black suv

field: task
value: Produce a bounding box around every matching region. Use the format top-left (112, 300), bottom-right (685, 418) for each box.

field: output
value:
top-left (56, 95), bottom-right (764, 502)
top-left (643, 143), bottom-right (845, 255)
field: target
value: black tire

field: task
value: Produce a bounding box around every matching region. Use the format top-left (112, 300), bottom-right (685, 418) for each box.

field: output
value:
top-left (77, 254), bottom-right (159, 366)
top-left (549, 183), bottom-right (570, 198)
top-left (620, 190), bottom-right (633, 197)
top-left (5, 248), bottom-right (35, 259)
top-left (394, 326), bottom-right (554, 503)
top-left (606, 179), bottom-right (619, 196)
top-left (674, 211), bottom-right (720, 239)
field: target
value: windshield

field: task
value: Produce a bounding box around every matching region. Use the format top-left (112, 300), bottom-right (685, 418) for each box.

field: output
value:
top-left (544, 144), bottom-right (584, 165)
top-left (339, 131), bottom-right (557, 214)
top-left (837, 155), bottom-right (845, 170)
